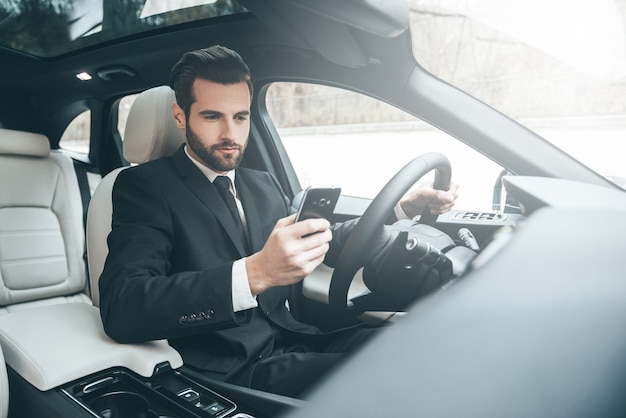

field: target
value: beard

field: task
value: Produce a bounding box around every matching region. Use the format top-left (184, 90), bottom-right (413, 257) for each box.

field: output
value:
top-left (186, 124), bottom-right (246, 172)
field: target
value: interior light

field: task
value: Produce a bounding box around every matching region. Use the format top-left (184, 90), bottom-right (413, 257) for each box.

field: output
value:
top-left (76, 72), bottom-right (93, 81)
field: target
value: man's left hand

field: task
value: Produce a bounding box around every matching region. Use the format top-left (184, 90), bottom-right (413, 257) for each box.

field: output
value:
top-left (399, 182), bottom-right (459, 218)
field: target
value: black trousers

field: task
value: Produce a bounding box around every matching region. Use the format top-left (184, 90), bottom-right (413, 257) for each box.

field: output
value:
top-left (178, 308), bottom-right (379, 399)
top-left (234, 324), bottom-right (378, 398)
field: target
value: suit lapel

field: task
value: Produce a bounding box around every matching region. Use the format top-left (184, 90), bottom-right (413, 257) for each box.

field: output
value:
top-left (172, 148), bottom-right (248, 257)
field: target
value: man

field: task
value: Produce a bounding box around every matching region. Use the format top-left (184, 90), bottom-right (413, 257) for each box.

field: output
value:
top-left (99, 45), bottom-right (458, 397)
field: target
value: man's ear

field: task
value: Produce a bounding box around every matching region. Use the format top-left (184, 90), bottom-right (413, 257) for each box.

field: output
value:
top-left (172, 103), bottom-right (186, 131)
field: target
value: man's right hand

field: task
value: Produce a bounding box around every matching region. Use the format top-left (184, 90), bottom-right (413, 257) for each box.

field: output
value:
top-left (246, 214), bottom-right (332, 296)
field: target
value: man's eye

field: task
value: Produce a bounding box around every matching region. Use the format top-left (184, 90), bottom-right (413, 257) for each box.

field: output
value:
top-left (204, 114), bottom-right (219, 120)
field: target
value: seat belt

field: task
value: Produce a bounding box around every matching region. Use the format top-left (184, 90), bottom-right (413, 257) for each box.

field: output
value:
top-left (73, 160), bottom-right (92, 230)
top-left (73, 160), bottom-right (93, 290)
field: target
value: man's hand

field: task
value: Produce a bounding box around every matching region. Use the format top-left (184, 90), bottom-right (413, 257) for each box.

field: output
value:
top-left (246, 214), bottom-right (332, 296)
top-left (399, 182), bottom-right (459, 219)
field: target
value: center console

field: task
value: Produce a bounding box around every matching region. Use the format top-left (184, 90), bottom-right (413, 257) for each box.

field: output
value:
top-left (62, 367), bottom-right (239, 417)
top-left (0, 303), bottom-right (301, 418)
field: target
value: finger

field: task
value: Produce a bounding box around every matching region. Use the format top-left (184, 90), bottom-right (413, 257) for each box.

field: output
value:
top-left (429, 202), bottom-right (455, 214)
top-left (301, 252), bottom-right (328, 276)
top-left (276, 213), bottom-right (297, 228)
top-left (301, 228), bottom-right (333, 247)
top-left (448, 182), bottom-right (460, 198)
top-left (303, 241), bottom-right (330, 262)
top-left (436, 189), bottom-right (458, 204)
top-left (292, 232), bottom-right (332, 261)
top-left (419, 187), bottom-right (438, 200)
top-left (291, 218), bottom-right (330, 238)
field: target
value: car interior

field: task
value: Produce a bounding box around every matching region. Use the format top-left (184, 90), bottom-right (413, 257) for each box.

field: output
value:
top-left (0, 86), bottom-right (300, 418)
top-left (1, 0), bottom-right (626, 417)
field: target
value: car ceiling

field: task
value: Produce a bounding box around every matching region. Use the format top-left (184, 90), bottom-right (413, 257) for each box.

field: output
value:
top-left (0, 0), bottom-right (412, 138)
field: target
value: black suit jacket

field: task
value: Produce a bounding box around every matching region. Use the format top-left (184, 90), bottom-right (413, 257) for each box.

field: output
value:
top-left (99, 146), bottom-right (333, 375)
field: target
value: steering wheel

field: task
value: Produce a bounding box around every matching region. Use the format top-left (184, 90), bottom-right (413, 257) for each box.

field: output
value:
top-left (328, 152), bottom-right (452, 314)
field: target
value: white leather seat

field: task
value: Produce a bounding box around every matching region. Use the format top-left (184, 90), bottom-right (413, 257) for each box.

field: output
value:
top-left (0, 98), bottom-right (181, 414)
top-left (0, 128), bottom-right (91, 314)
top-left (87, 86), bottom-right (185, 306)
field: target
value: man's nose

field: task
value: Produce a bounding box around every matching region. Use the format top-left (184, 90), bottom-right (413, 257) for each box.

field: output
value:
top-left (221, 119), bottom-right (239, 140)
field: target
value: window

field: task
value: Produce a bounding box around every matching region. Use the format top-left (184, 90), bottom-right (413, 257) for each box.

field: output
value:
top-left (117, 94), bottom-right (138, 140)
top-left (59, 110), bottom-right (90, 154)
top-left (409, 0), bottom-right (626, 188)
top-left (265, 82), bottom-right (503, 211)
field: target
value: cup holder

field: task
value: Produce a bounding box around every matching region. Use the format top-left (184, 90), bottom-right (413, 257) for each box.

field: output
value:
top-left (63, 369), bottom-right (237, 418)
top-left (91, 391), bottom-right (158, 418)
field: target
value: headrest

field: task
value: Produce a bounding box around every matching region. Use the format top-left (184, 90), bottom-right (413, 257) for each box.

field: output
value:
top-left (123, 86), bottom-right (186, 164)
top-left (0, 128), bottom-right (50, 157)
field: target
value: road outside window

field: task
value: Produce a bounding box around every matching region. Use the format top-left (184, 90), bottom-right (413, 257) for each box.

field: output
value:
top-left (266, 82), bottom-right (503, 211)
top-left (59, 110), bottom-right (90, 154)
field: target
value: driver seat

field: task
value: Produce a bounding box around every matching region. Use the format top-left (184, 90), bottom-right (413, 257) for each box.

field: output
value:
top-left (86, 86), bottom-right (185, 306)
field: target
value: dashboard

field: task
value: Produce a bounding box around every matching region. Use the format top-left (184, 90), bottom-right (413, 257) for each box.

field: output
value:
top-left (289, 176), bottom-right (626, 416)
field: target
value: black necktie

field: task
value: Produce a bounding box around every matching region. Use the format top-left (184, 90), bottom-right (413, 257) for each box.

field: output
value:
top-left (213, 176), bottom-right (248, 251)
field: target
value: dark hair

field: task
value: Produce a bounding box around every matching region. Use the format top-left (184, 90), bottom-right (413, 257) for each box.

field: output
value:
top-left (169, 45), bottom-right (253, 117)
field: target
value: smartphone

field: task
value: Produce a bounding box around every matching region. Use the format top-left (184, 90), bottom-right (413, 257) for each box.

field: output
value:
top-left (295, 186), bottom-right (341, 222)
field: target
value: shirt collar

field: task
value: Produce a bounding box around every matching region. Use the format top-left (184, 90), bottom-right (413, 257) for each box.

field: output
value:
top-left (184, 145), bottom-right (237, 188)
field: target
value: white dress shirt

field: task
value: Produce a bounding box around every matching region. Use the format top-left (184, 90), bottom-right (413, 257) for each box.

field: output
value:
top-left (184, 147), bottom-right (257, 312)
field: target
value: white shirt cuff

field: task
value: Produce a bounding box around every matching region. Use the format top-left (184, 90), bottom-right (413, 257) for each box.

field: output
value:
top-left (232, 258), bottom-right (258, 312)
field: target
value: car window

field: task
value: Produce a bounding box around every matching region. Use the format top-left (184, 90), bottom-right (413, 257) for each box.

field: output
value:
top-left (117, 94), bottom-right (138, 141)
top-left (409, 0), bottom-right (626, 188)
top-left (265, 82), bottom-right (503, 211)
top-left (59, 110), bottom-right (90, 154)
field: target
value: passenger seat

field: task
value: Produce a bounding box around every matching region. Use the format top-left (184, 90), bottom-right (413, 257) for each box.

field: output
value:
top-left (0, 129), bottom-right (90, 314)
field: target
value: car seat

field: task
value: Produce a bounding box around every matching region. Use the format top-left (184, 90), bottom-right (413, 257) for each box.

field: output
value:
top-left (0, 116), bottom-right (182, 416)
top-left (0, 128), bottom-right (91, 314)
top-left (87, 86), bottom-right (185, 306)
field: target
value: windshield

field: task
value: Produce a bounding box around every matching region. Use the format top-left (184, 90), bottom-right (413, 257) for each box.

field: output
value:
top-left (410, 0), bottom-right (626, 189)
